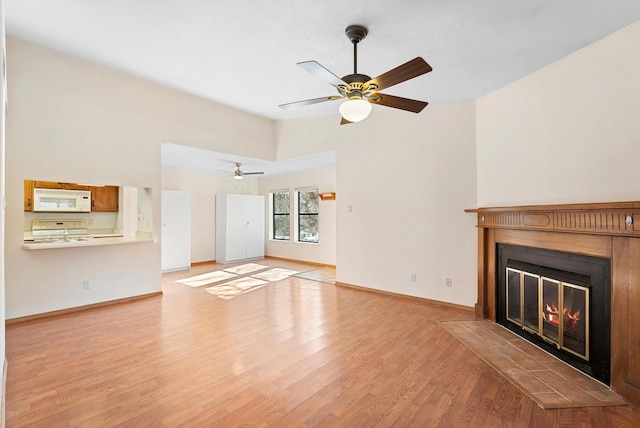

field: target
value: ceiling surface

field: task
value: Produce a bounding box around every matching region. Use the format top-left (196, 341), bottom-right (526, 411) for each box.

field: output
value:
top-left (5, 1), bottom-right (640, 176)
top-left (161, 144), bottom-right (336, 178)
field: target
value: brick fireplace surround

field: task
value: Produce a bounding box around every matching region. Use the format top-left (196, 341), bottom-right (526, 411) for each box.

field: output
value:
top-left (466, 201), bottom-right (640, 409)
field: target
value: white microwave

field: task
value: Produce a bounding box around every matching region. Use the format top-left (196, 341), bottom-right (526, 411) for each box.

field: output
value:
top-left (33, 188), bottom-right (92, 212)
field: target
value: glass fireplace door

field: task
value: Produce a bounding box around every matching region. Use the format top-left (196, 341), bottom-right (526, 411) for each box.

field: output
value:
top-left (506, 267), bottom-right (589, 361)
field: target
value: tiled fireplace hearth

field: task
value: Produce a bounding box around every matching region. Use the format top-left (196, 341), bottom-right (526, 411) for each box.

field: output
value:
top-left (466, 202), bottom-right (640, 409)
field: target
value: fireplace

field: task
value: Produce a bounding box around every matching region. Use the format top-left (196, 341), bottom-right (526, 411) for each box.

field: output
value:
top-left (466, 201), bottom-right (640, 408)
top-left (497, 244), bottom-right (610, 384)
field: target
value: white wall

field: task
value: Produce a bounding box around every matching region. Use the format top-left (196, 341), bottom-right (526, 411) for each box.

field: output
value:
top-left (0, 0), bottom-right (7, 402)
top-left (161, 168), bottom-right (260, 263)
top-left (11, 18), bottom-right (638, 321)
top-left (259, 168), bottom-right (336, 266)
top-left (476, 20), bottom-right (640, 207)
top-left (5, 38), bottom-right (274, 318)
top-left (275, 102), bottom-right (478, 308)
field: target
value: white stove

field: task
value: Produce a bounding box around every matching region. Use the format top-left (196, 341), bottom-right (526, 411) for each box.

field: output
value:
top-left (31, 219), bottom-right (93, 243)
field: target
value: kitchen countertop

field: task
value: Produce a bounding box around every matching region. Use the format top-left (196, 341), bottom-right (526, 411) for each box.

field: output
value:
top-left (23, 234), bottom-right (155, 250)
top-left (23, 229), bottom-right (124, 241)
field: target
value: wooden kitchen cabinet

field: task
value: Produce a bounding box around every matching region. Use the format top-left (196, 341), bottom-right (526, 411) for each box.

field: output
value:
top-left (24, 180), bottom-right (34, 211)
top-left (33, 181), bottom-right (90, 190)
top-left (33, 180), bottom-right (63, 189)
top-left (90, 186), bottom-right (119, 212)
top-left (64, 183), bottom-right (91, 190)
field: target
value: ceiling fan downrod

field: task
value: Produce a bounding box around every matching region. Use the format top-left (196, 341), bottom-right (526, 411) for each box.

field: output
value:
top-left (345, 25), bottom-right (368, 75)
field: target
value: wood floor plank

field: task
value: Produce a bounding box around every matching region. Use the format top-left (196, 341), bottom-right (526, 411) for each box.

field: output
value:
top-left (5, 260), bottom-right (640, 427)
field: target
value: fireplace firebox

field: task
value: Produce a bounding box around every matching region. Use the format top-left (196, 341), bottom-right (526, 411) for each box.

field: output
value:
top-left (498, 244), bottom-right (611, 385)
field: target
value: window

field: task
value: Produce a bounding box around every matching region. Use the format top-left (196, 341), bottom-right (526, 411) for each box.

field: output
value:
top-left (272, 191), bottom-right (290, 240)
top-left (297, 188), bottom-right (319, 243)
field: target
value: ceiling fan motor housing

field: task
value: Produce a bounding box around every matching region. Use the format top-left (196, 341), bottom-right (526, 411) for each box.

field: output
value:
top-left (339, 74), bottom-right (378, 100)
top-left (342, 74), bottom-right (371, 84)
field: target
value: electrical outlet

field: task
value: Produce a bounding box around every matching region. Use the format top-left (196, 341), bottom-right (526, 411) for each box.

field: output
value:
top-left (410, 273), bottom-right (417, 282)
top-left (445, 277), bottom-right (453, 287)
top-left (83, 280), bottom-right (91, 290)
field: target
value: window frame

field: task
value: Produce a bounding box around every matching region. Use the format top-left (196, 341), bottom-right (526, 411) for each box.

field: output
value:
top-left (271, 191), bottom-right (290, 241)
top-left (296, 188), bottom-right (319, 244)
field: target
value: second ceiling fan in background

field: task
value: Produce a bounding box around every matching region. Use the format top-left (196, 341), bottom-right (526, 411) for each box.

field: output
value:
top-left (279, 25), bottom-right (432, 124)
top-left (229, 163), bottom-right (264, 180)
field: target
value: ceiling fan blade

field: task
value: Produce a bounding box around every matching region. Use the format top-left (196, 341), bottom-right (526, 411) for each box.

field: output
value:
top-left (279, 95), bottom-right (342, 110)
top-left (243, 172), bottom-right (264, 175)
top-left (297, 61), bottom-right (346, 87)
top-left (372, 93), bottom-right (428, 113)
top-left (367, 57), bottom-right (432, 91)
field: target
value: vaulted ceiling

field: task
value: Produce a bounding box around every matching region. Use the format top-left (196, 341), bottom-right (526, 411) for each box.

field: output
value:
top-left (7, 1), bottom-right (640, 121)
top-left (6, 1), bottom-right (640, 175)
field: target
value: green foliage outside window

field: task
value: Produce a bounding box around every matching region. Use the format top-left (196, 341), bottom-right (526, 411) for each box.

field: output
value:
top-left (298, 189), bottom-right (319, 243)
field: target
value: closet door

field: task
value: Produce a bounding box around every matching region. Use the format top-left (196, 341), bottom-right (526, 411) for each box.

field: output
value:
top-left (245, 195), bottom-right (265, 259)
top-left (161, 190), bottom-right (191, 272)
top-left (215, 194), bottom-right (265, 263)
top-left (225, 194), bottom-right (250, 261)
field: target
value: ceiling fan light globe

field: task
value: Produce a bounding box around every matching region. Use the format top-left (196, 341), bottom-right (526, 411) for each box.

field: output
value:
top-left (234, 171), bottom-right (243, 180)
top-left (339, 99), bottom-right (372, 122)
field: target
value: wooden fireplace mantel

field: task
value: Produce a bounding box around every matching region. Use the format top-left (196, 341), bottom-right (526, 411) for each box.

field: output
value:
top-left (466, 201), bottom-right (640, 408)
top-left (466, 201), bottom-right (640, 238)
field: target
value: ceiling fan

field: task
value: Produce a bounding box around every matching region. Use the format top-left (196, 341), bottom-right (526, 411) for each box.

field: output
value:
top-left (279, 25), bottom-right (432, 124)
top-left (229, 163), bottom-right (264, 180)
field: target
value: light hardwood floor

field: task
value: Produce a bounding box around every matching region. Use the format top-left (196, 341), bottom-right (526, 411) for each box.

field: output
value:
top-left (5, 260), bottom-right (640, 427)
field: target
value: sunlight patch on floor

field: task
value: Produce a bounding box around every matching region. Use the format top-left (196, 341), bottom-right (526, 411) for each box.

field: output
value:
top-left (205, 277), bottom-right (269, 300)
top-left (222, 263), bottom-right (268, 275)
top-left (176, 270), bottom-right (238, 287)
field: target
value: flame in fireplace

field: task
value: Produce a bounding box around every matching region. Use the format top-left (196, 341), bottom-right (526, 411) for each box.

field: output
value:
top-left (566, 308), bottom-right (581, 329)
top-left (545, 303), bottom-right (559, 324)
top-left (566, 309), bottom-right (581, 320)
top-left (544, 303), bottom-right (580, 327)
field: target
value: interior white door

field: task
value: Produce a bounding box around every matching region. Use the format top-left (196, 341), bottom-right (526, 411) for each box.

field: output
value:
top-left (161, 190), bottom-right (191, 272)
top-left (224, 194), bottom-right (248, 261)
top-left (245, 195), bottom-right (265, 259)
